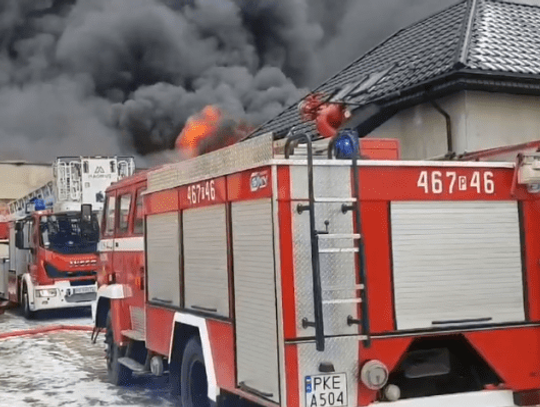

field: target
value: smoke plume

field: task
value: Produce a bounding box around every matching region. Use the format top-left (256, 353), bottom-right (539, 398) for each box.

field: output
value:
top-left (0, 0), bottom-right (458, 166)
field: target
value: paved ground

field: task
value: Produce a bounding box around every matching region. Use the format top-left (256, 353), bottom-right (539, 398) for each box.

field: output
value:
top-left (0, 308), bottom-right (176, 407)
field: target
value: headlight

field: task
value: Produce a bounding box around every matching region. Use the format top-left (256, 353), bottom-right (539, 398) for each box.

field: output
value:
top-left (36, 289), bottom-right (57, 298)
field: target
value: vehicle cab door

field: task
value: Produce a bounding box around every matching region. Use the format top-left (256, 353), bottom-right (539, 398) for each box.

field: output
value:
top-left (114, 188), bottom-right (133, 288)
top-left (98, 192), bottom-right (116, 285)
top-left (130, 186), bottom-right (146, 307)
top-left (116, 185), bottom-right (146, 337)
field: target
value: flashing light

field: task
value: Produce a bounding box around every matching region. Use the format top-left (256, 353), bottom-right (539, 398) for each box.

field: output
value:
top-left (34, 198), bottom-right (46, 211)
top-left (334, 129), bottom-right (359, 159)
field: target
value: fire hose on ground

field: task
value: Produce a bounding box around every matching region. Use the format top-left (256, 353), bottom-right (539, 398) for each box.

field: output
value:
top-left (0, 324), bottom-right (93, 340)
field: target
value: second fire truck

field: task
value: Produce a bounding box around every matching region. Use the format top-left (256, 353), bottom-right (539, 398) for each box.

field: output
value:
top-left (0, 156), bottom-right (134, 318)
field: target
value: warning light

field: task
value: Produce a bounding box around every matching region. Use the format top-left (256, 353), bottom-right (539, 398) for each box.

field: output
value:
top-left (334, 129), bottom-right (359, 159)
top-left (34, 199), bottom-right (46, 211)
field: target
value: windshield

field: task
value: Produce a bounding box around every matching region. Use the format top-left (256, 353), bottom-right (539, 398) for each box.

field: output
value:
top-left (40, 213), bottom-right (100, 254)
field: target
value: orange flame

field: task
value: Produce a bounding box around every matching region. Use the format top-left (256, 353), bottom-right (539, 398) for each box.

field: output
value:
top-left (175, 106), bottom-right (222, 159)
top-left (175, 106), bottom-right (253, 158)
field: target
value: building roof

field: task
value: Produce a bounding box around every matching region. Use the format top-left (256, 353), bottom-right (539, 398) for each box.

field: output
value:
top-left (249, 0), bottom-right (540, 139)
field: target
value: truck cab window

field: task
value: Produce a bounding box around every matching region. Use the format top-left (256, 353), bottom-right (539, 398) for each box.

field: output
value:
top-left (118, 194), bottom-right (132, 235)
top-left (133, 190), bottom-right (145, 235)
top-left (39, 213), bottom-right (99, 254)
top-left (105, 195), bottom-right (116, 236)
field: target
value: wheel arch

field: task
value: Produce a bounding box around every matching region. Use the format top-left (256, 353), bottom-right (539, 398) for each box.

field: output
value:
top-left (169, 312), bottom-right (219, 402)
top-left (93, 284), bottom-right (126, 327)
top-left (20, 274), bottom-right (34, 304)
top-left (94, 297), bottom-right (111, 328)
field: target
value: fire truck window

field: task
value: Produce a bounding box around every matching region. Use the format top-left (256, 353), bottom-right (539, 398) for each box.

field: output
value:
top-left (105, 196), bottom-right (116, 236)
top-left (118, 194), bottom-right (132, 234)
top-left (133, 191), bottom-right (144, 235)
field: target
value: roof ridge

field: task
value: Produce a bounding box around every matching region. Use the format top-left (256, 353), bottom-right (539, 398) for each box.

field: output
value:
top-left (454, 0), bottom-right (480, 68)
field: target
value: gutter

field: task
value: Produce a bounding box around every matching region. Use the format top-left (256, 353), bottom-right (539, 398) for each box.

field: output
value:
top-left (430, 100), bottom-right (454, 157)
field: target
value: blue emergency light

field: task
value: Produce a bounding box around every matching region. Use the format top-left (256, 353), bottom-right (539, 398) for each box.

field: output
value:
top-left (334, 129), bottom-right (360, 159)
top-left (33, 198), bottom-right (46, 211)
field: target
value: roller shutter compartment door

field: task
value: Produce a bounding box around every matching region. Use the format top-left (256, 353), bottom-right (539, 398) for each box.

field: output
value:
top-left (146, 212), bottom-right (181, 307)
top-left (390, 201), bottom-right (525, 330)
top-left (232, 199), bottom-right (280, 403)
top-left (183, 205), bottom-right (229, 317)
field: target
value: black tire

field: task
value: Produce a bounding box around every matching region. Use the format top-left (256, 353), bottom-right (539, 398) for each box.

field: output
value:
top-left (22, 287), bottom-right (34, 320)
top-left (169, 343), bottom-right (182, 401)
top-left (105, 312), bottom-right (132, 386)
top-left (181, 337), bottom-right (216, 407)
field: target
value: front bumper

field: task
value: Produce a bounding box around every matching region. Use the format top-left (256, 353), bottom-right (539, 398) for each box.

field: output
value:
top-left (368, 390), bottom-right (516, 407)
top-left (31, 282), bottom-right (97, 312)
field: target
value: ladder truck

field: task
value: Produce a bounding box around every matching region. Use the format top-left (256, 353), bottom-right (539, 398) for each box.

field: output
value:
top-left (0, 156), bottom-right (135, 318)
top-left (93, 119), bottom-right (540, 405)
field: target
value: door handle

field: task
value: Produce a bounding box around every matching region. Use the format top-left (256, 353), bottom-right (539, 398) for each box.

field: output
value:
top-left (191, 305), bottom-right (218, 313)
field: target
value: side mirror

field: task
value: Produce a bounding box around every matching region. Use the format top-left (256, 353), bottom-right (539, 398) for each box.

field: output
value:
top-left (81, 204), bottom-right (92, 224)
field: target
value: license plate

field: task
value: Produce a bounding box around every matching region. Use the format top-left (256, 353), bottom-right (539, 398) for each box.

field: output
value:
top-left (305, 373), bottom-right (347, 407)
top-left (73, 286), bottom-right (96, 294)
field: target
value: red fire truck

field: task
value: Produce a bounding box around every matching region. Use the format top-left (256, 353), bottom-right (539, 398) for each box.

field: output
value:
top-left (93, 126), bottom-right (540, 407)
top-left (0, 156), bottom-right (135, 318)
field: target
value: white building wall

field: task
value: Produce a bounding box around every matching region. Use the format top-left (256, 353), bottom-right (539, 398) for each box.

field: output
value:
top-left (0, 162), bottom-right (52, 203)
top-left (461, 91), bottom-right (540, 152)
top-left (367, 91), bottom-right (540, 160)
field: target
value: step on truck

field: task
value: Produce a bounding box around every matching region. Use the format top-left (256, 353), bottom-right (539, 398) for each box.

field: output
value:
top-left (93, 129), bottom-right (540, 407)
top-left (0, 156), bottom-right (134, 318)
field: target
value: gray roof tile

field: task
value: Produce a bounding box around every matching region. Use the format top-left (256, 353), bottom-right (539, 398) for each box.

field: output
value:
top-left (467, 1), bottom-right (540, 74)
top-left (250, 0), bottom-right (540, 139)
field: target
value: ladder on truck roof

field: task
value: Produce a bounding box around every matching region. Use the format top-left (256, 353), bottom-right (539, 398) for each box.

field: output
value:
top-left (284, 131), bottom-right (370, 352)
top-left (7, 156), bottom-right (136, 219)
top-left (8, 181), bottom-right (54, 219)
top-left (55, 159), bottom-right (82, 202)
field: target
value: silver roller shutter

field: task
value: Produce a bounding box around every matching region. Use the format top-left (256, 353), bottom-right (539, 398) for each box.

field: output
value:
top-left (183, 205), bottom-right (229, 317)
top-left (233, 199), bottom-right (280, 403)
top-left (146, 212), bottom-right (181, 307)
top-left (390, 201), bottom-right (525, 330)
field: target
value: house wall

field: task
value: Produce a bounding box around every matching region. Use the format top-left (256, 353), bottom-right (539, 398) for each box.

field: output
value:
top-left (0, 162), bottom-right (52, 205)
top-left (367, 91), bottom-right (540, 160)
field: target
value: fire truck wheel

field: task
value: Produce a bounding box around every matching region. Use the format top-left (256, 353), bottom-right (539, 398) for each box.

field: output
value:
top-left (181, 337), bottom-right (216, 407)
top-left (169, 345), bottom-right (182, 399)
top-left (105, 313), bottom-right (132, 386)
top-left (22, 287), bottom-right (34, 320)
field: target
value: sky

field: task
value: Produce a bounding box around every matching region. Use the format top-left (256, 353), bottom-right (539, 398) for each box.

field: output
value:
top-left (0, 0), bottom-right (459, 165)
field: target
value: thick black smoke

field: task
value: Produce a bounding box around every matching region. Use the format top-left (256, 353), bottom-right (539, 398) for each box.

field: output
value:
top-left (0, 0), bottom-right (457, 165)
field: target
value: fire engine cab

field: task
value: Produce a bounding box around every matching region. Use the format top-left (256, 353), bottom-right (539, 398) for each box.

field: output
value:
top-left (93, 129), bottom-right (540, 407)
top-left (0, 156), bottom-right (134, 318)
